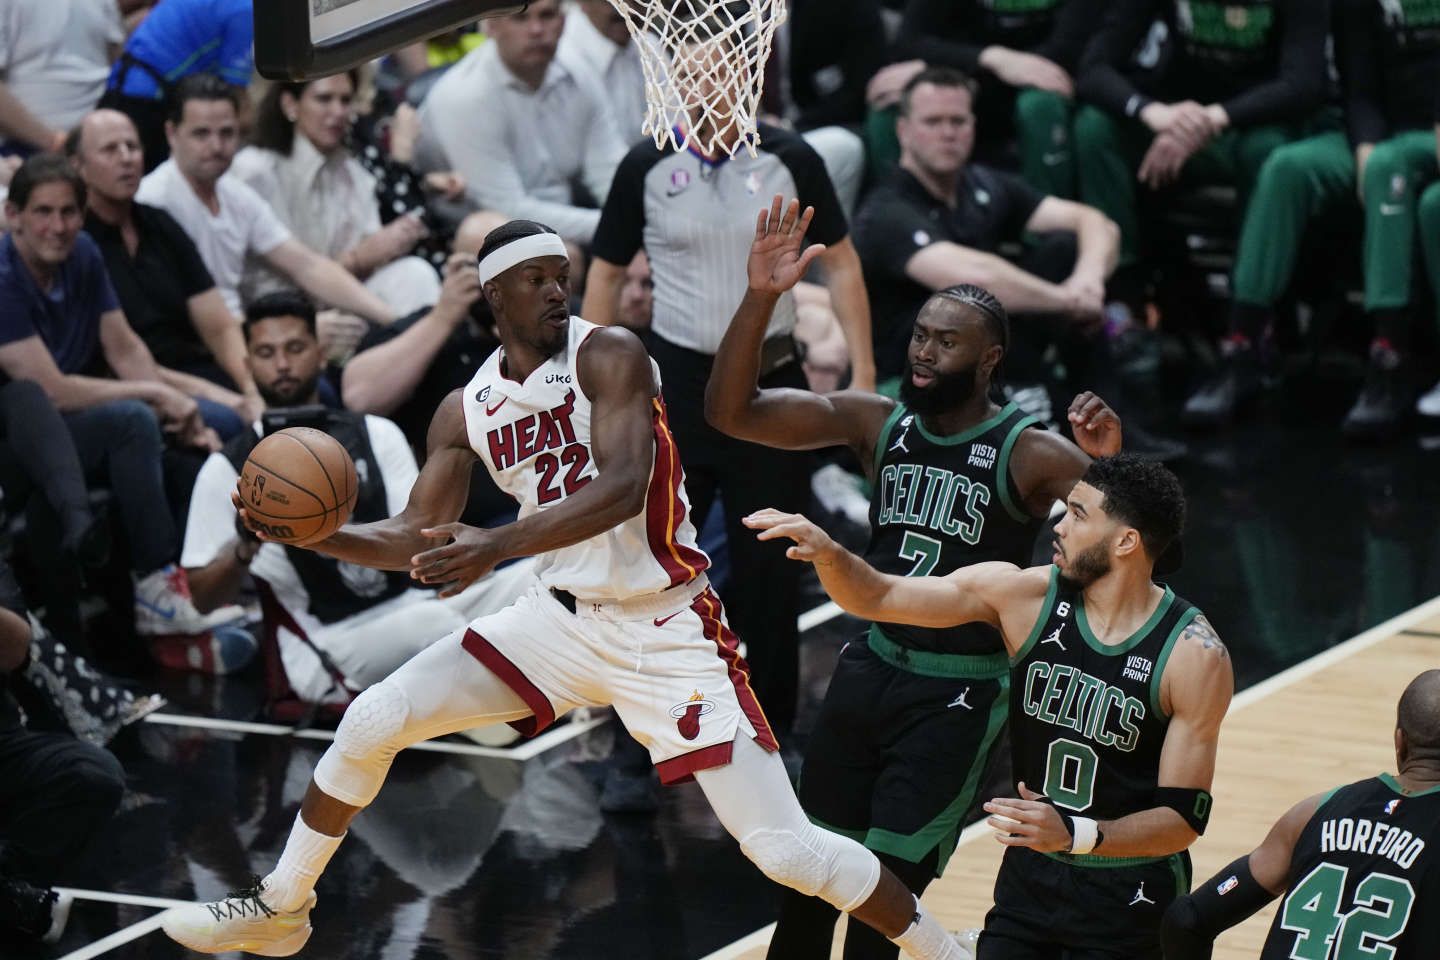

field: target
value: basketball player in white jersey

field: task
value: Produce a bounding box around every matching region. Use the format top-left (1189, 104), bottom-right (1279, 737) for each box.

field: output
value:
top-left (160, 214), bottom-right (974, 960)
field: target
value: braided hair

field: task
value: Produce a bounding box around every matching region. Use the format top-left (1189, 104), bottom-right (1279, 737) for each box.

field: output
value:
top-left (930, 283), bottom-right (1009, 400)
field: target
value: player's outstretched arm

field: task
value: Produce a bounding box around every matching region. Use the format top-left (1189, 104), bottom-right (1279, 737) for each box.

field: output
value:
top-left (744, 507), bottom-right (1031, 629)
top-left (1160, 792), bottom-right (1322, 960)
top-left (410, 326), bottom-right (661, 595)
top-left (705, 196), bottom-right (892, 459)
top-left (244, 390), bottom-right (479, 572)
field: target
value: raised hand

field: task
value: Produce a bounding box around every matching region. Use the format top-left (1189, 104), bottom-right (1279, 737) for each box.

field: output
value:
top-left (747, 195), bottom-right (826, 296)
top-left (1067, 391), bottom-right (1123, 458)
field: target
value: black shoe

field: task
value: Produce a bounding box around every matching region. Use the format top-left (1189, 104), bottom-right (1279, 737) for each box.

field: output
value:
top-left (0, 877), bottom-right (72, 945)
top-left (1121, 422), bottom-right (1188, 463)
top-left (599, 767), bottom-right (660, 814)
top-left (1182, 339), bottom-right (1263, 428)
top-left (1342, 342), bottom-right (1412, 439)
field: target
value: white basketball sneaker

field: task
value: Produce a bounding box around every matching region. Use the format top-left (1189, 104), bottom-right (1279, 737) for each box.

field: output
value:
top-left (133, 563), bottom-right (245, 636)
top-left (161, 880), bottom-right (316, 957)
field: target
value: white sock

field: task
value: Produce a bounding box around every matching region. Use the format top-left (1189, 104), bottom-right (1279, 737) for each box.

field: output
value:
top-left (261, 814), bottom-right (345, 912)
top-left (891, 896), bottom-right (970, 960)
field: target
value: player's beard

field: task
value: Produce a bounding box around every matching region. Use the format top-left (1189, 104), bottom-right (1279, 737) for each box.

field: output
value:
top-left (899, 362), bottom-right (978, 417)
top-left (258, 371), bottom-right (322, 409)
top-left (1056, 538), bottom-right (1111, 590)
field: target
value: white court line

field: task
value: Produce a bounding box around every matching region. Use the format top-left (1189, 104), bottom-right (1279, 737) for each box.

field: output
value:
top-left (57, 888), bottom-right (189, 910)
top-left (143, 711), bottom-right (604, 760)
top-left (798, 601), bottom-right (845, 633)
top-left (55, 913), bottom-right (169, 960)
top-left (699, 592), bottom-right (1440, 960)
top-left (1228, 591), bottom-right (1440, 712)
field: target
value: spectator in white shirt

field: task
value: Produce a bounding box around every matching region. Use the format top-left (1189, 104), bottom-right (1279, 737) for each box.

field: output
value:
top-left (232, 72), bottom-right (442, 318)
top-left (0, 0), bottom-right (132, 156)
top-left (136, 75), bottom-right (397, 342)
top-left (183, 291), bottom-right (531, 702)
top-left (558, 1), bottom-right (647, 146)
top-left (414, 0), bottom-right (627, 245)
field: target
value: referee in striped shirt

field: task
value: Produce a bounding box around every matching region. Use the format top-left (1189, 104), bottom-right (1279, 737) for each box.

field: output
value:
top-left (584, 96), bottom-right (873, 769)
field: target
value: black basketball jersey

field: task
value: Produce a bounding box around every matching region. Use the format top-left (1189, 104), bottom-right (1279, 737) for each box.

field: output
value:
top-left (1260, 775), bottom-right (1440, 960)
top-left (1008, 567), bottom-right (1200, 823)
top-left (865, 401), bottom-right (1044, 657)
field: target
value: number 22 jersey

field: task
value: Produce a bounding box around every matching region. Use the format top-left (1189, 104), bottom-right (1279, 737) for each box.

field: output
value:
top-left (461, 317), bottom-right (709, 601)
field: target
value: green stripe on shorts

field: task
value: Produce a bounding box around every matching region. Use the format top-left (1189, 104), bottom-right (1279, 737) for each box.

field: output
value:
top-left (867, 625), bottom-right (1009, 679)
top-left (863, 674), bottom-right (1010, 874)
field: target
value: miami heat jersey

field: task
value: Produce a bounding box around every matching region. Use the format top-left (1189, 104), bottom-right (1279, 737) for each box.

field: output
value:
top-left (461, 317), bottom-right (709, 600)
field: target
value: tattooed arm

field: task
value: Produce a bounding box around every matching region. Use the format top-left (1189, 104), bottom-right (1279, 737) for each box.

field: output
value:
top-left (1088, 615), bottom-right (1233, 857)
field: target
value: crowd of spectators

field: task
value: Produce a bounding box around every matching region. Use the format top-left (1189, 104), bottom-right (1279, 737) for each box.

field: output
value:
top-left (0, 0), bottom-right (1436, 942)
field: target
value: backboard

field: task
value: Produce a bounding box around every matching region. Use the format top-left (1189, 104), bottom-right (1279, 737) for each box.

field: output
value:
top-left (254, 0), bottom-right (526, 80)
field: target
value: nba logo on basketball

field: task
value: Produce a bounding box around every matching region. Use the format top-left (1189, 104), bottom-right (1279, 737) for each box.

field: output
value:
top-left (670, 690), bottom-right (716, 741)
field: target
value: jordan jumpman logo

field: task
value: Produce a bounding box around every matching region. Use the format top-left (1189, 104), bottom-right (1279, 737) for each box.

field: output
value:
top-left (1130, 882), bottom-right (1156, 906)
top-left (889, 424), bottom-right (911, 454)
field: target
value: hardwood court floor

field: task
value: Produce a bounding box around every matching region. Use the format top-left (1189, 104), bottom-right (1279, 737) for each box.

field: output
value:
top-left (722, 606), bottom-right (1440, 960)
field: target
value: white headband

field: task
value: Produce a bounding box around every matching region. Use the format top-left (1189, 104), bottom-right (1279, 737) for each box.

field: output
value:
top-left (477, 233), bottom-right (569, 285)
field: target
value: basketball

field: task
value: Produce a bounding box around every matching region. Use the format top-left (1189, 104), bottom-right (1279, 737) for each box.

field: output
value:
top-left (238, 427), bottom-right (357, 546)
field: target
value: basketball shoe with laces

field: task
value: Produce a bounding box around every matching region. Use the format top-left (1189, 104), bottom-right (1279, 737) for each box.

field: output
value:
top-left (133, 563), bottom-right (245, 636)
top-left (161, 878), bottom-right (315, 957)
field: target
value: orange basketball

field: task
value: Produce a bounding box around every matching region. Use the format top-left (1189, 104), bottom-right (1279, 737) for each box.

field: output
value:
top-left (238, 427), bottom-right (358, 546)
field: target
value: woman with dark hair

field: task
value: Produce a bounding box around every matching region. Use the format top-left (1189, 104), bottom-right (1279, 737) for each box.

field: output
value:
top-left (232, 73), bottom-right (443, 317)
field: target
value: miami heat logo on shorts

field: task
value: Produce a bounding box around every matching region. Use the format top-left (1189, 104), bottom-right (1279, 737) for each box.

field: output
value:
top-left (670, 690), bottom-right (716, 741)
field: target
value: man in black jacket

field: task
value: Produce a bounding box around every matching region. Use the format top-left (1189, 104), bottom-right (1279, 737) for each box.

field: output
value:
top-left (892, 0), bottom-right (1105, 198)
top-left (783, 0), bottom-right (889, 132)
top-left (1074, 0), bottom-right (1330, 304)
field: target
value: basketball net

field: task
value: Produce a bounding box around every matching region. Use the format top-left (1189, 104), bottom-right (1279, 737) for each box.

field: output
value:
top-left (605, 0), bottom-right (788, 158)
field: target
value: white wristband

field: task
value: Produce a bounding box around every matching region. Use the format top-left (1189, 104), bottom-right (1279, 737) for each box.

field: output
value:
top-left (1069, 816), bottom-right (1099, 855)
